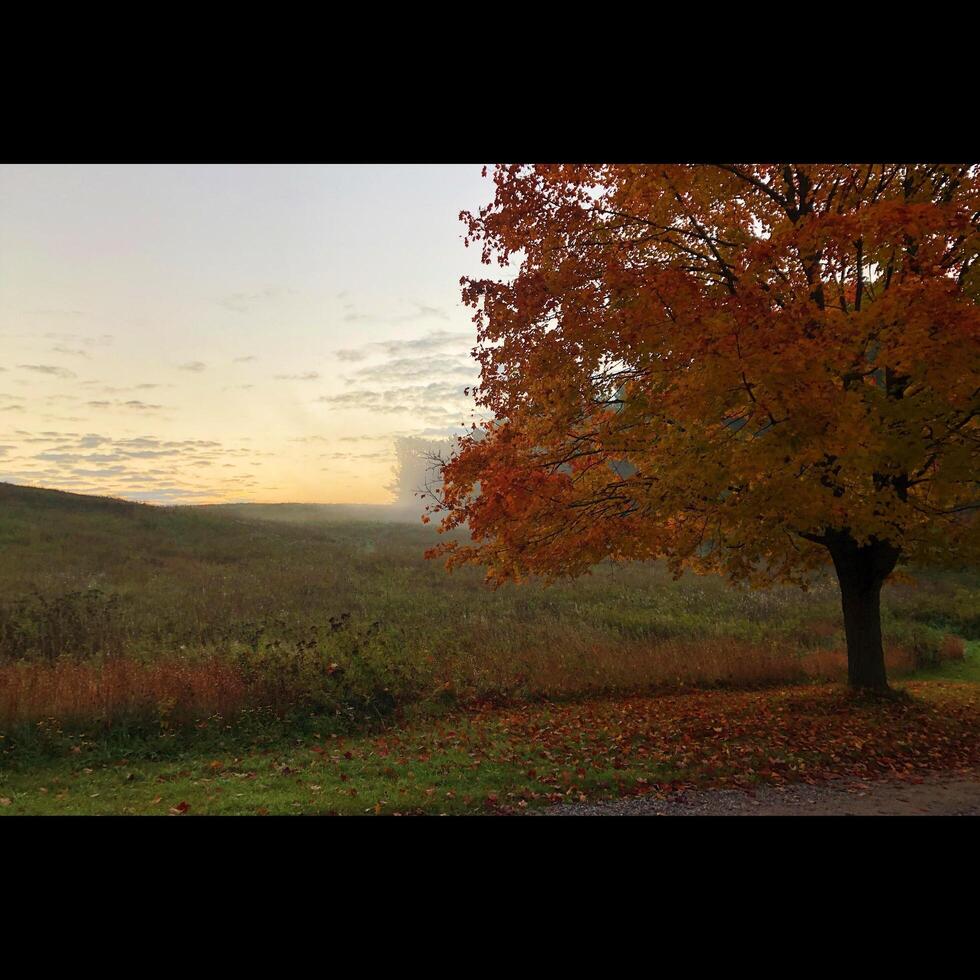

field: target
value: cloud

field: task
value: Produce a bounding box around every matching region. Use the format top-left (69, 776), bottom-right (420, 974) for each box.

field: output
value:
top-left (312, 326), bottom-right (482, 443)
top-left (319, 450), bottom-right (392, 461)
top-left (178, 361), bottom-right (207, 372)
top-left (86, 399), bottom-right (165, 412)
top-left (317, 381), bottom-right (469, 410)
top-left (35, 451), bottom-right (125, 464)
top-left (316, 390), bottom-right (379, 406)
top-left (51, 345), bottom-right (90, 357)
top-left (43, 331), bottom-right (113, 347)
top-left (78, 434), bottom-right (110, 448)
top-left (218, 287), bottom-right (291, 313)
top-left (100, 384), bottom-right (173, 395)
top-left (314, 380), bottom-right (477, 432)
top-left (122, 400), bottom-right (164, 410)
top-left (350, 354), bottom-right (475, 384)
top-left (233, 355), bottom-right (257, 363)
top-left (338, 301), bottom-right (451, 328)
top-left (17, 364), bottom-right (77, 379)
top-left (274, 371), bottom-right (320, 382)
top-left (336, 330), bottom-right (472, 363)
top-left (412, 304), bottom-right (449, 321)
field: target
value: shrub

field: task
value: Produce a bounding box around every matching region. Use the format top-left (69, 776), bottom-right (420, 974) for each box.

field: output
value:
top-left (940, 635), bottom-right (966, 662)
top-left (230, 614), bottom-right (433, 722)
top-left (886, 622), bottom-right (966, 669)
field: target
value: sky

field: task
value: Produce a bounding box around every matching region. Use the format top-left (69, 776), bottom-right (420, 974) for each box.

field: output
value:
top-left (0, 164), bottom-right (496, 504)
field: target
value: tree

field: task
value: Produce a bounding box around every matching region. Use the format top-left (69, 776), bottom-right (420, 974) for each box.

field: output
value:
top-left (426, 164), bottom-right (980, 693)
top-left (387, 436), bottom-right (453, 515)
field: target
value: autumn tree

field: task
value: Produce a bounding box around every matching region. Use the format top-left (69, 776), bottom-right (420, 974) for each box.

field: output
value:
top-left (427, 164), bottom-right (980, 693)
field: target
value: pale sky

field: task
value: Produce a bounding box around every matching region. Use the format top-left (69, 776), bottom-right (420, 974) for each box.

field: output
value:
top-left (0, 164), bottom-right (495, 504)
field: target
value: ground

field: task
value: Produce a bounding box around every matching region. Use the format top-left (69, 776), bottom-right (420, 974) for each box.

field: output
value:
top-left (3, 677), bottom-right (979, 816)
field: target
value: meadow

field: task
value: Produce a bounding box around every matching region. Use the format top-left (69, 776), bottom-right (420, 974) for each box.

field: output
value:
top-left (1, 480), bottom-right (978, 814)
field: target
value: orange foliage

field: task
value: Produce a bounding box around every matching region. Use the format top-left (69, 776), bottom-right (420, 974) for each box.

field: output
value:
top-left (429, 164), bottom-right (980, 588)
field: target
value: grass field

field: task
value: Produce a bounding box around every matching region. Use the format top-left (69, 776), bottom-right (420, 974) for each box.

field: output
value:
top-left (1, 481), bottom-right (978, 815)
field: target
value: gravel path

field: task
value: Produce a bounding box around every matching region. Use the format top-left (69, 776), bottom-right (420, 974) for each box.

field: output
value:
top-left (540, 776), bottom-right (980, 816)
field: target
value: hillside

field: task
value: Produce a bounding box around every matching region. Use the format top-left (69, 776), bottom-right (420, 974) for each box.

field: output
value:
top-left (0, 481), bottom-right (440, 597)
top-left (0, 481), bottom-right (148, 517)
top-left (0, 482), bottom-right (422, 524)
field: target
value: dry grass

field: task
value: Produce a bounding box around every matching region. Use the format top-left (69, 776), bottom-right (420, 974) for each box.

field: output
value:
top-left (441, 635), bottom-right (926, 701)
top-left (0, 637), bottom-right (931, 732)
top-left (0, 658), bottom-right (250, 730)
top-left (437, 638), bottom-right (802, 700)
top-left (800, 645), bottom-right (918, 680)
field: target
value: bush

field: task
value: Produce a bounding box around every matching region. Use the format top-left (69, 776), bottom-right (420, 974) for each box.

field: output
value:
top-left (940, 635), bottom-right (966, 662)
top-left (890, 623), bottom-right (964, 669)
top-left (231, 614), bottom-right (433, 722)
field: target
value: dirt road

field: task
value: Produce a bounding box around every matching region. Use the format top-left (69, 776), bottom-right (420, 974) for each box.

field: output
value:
top-left (543, 776), bottom-right (980, 815)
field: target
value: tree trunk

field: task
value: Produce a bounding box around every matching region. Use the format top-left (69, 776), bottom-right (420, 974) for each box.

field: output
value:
top-left (825, 531), bottom-right (901, 693)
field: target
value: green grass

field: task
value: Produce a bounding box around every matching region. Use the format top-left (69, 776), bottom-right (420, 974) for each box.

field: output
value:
top-left (0, 729), bottom-right (536, 816)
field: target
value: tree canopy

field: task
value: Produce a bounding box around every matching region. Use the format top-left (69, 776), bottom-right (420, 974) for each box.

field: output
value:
top-left (427, 164), bottom-right (980, 689)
